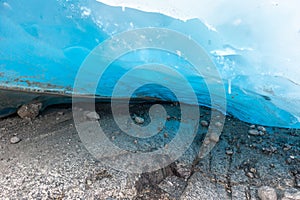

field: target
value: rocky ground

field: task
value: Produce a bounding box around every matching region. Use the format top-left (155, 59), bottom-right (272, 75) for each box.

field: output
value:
top-left (0, 101), bottom-right (299, 199)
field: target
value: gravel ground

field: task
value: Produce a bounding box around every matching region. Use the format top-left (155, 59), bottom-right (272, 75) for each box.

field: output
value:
top-left (0, 101), bottom-right (299, 199)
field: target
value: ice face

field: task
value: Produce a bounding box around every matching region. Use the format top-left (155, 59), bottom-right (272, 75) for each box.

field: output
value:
top-left (0, 0), bottom-right (300, 127)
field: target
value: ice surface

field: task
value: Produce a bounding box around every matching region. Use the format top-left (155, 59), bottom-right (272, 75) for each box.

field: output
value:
top-left (0, 0), bottom-right (300, 127)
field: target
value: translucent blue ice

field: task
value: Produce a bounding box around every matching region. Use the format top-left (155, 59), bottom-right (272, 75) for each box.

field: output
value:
top-left (1, 0), bottom-right (300, 128)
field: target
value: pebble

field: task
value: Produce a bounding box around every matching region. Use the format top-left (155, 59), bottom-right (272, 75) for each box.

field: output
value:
top-left (10, 136), bottom-right (21, 144)
top-left (200, 120), bottom-right (209, 127)
top-left (249, 167), bottom-right (257, 174)
top-left (209, 133), bottom-right (219, 143)
top-left (17, 102), bottom-right (42, 119)
top-left (215, 122), bottom-right (222, 127)
top-left (262, 146), bottom-right (277, 154)
top-left (257, 126), bottom-right (266, 132)
top-left (248, 129), bottom-right (260, 136)
top-left (85, 111), bottom-right (100, 120)
top-left (283, 144), bottom-right (292, 151)
top-left (134, 116), bottom-right (144, 124)
top-left (246, 172), bottom-right (254, 179)
top-left (173, 162), bottom-right (192, 179)
top-left (86, 179), bottom-right (92, 185)
top-left (226, 149), bottom-right (234, 155)
top-left (258, 186), bottom-right (277, 200)
top-left (57, 111), bottom-right (64, 116)
top-left (250, 125), bottom-right (256, 129)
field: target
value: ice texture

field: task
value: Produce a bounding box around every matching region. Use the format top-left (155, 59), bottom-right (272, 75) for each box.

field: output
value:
top-left (0, 0), bottom-right (300, 127)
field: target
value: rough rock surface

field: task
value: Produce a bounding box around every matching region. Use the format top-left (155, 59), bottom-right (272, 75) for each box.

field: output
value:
top-left (0, 102), bottom-right (299, 199)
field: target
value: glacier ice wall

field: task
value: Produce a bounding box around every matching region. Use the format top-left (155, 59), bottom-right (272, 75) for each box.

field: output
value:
top-left (0, 0), bottom-right (300, 128)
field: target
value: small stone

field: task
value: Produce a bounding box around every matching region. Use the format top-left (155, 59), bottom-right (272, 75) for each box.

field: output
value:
top-left (263, 146), bottom-right (277, 154)
top-left (173, 162), bottom-right (192, 179)
top-left (57, 111), bottom-right (64, 116)
top-left (200, 120), bottom-right (209, 127)
top-left (283, 144), bottom-right (292, 151)
top-left (215, 122), bottom-right (222, 127)
top-left (135, 116), bottom-right (144, 124)
top-left (17, 102), bottom-right (42, 119)
top-left (209, 133), bottom-right (219, 143)
top-left (248, 129), bottom-right (260, 136)
top-left (246, 172), bottom-right (254, 179)
top-left (257, 126), bottom-right (266, 132)
top-left (250, 125), bottom-right (256, 129)
top-left (258, 186), bottom-right (277, 200)
top-left (226, 149), bottom-right (234, 155)
top-left (203, 138), bottom-right (210, 145)
top-left (85, 111), bottom-right (100, 120)
top-left (250, 167), bottom-right (257, 174)
top-left (164, 133), bottom-right (169, 138)
top-left (10, 136), bottom-right (21, 144)
top-left (86, 179), bottom-right (92, 185)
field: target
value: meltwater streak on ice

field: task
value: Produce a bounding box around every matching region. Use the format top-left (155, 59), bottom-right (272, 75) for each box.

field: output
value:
top-left (0, 0), bottom-right (300, 127)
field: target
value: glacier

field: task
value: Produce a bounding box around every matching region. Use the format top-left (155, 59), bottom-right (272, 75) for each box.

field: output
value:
top-left (0, 0), bottom-right (300, 128)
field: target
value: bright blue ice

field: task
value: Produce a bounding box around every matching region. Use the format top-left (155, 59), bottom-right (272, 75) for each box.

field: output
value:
top-left (0, 0), bottom-right (300, 128)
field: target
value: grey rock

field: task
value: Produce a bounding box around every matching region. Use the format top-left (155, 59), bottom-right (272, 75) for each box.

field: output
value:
top-left (85, 111), bottom-right (100, 120)
top-left (257, 186), bottom-right (277, 200)
top-left (173, 162), bottom-right (192, 179)
top-left (226, 149), bottom-right (234, 155)
top-left (200, 120), bottom-right (209, 127)
top-left (17, 102), bottom-right (42, 119)
top-left (248, 129), bottom-right (260, 136)
top-left (215, 122), bottom-right (223, 127)
top-left (283, 144), bottom-right (292, 151)
top-left (209, 133), bottom-right (220, 143)
top-left (246, 172), bottom-right (254, 179)
top-left (250, 124), bottom-right (256, 129)
top-left (10, 136), bottom-right (21, 144)
top-left (257, 126), bottom-right (266, 132)
top-left (134, 116), bottom-right (144, 124)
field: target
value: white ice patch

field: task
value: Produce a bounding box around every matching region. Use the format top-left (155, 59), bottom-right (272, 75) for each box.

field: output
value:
top-left (2, 2), bottom-right (11, 9)
top-left (81, 6), bottom-right (91, 17)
